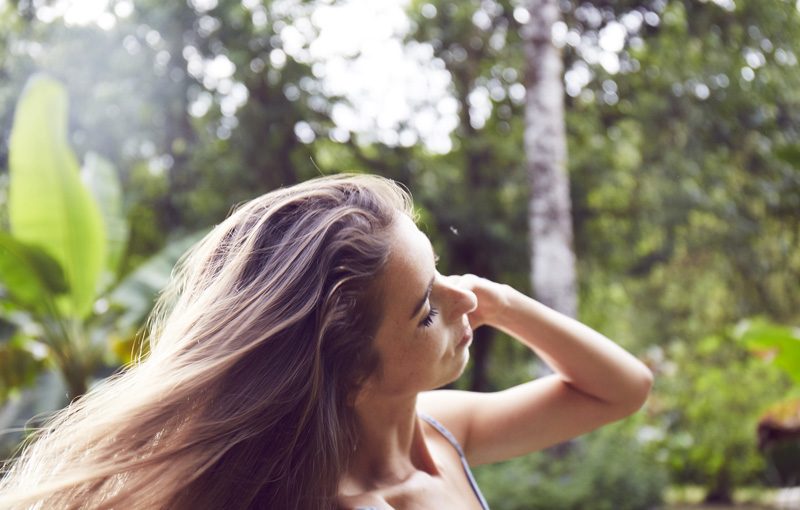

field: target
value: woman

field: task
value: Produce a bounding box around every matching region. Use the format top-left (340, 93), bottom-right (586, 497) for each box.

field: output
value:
top-left (0, 174), bottom-right (652, 509)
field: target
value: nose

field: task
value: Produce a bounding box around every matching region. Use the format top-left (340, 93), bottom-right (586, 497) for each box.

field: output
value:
top-left (441, 275), bottom-right (477, 320)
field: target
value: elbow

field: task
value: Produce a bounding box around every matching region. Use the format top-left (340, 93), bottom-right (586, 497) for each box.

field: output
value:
top-left (604, 364), bottom-right (654, 418)
top-left (625, 365), bottom-right (655, 414)
top-left (639, 365), bottom-right (655, 401)
top-left (580, 364), bottom-right (655, 419)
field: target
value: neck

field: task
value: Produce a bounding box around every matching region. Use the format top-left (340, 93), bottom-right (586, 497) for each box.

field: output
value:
top-left (345, 391), bottom-right (438, 490)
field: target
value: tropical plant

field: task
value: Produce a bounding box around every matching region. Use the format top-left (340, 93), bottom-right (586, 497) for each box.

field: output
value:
top-left (740, 318), bottom-right (800, 387)
top-left (651, 328), bottom-right (793, 503)
top-left (0, 74), bottom-right (200, 407)
top-left (739, 318), bottom-right (800, 485)
top-left (1, 74), bottom-right (111, 402)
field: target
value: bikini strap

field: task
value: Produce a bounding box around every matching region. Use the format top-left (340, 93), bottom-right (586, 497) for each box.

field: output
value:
top-left (418, 412), bottom-right (491, 510)
top-left (419, 412), bottom-right (467, 458)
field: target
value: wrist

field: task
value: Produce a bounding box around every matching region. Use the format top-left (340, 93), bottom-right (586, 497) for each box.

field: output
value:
top-left (486, 283), bottom-right (515, 328)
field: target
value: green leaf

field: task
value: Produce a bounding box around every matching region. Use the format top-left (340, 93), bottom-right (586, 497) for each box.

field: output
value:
top-left (8, 74), bottom-right (106, 319)
top-left (740, 319), bottom-right (800, 385)
top-left (82, 151), bottom-right (128, 288)
top-left (108, 230), bottom-right (208, 334)
top-left (0, 334), bottom-right (47, 401)
top-left (0, 232), bottom-right (68, 315)
top-left (775, 143), bottom-right (800, 167)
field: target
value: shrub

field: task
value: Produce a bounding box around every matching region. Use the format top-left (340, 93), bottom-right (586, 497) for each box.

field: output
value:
top-left (473, 420), bottom-right (667, 510)
top-left (651, 329), bottom-right (792, 502)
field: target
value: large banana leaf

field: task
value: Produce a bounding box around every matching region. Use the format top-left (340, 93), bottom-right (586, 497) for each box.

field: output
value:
top-left (82, 151), bottom-right (128, 289)
top-left (8, 74), bottom-right (106, 320)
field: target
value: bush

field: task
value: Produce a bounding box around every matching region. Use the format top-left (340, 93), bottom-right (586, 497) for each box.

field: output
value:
top-left (651, 330), bottom-right (793, 502)
top-left (473, 420), bottom-right (667, 510)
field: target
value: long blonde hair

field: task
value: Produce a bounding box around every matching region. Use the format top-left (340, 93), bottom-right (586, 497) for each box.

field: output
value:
top-left (0, 174), bottom-right (413, 509)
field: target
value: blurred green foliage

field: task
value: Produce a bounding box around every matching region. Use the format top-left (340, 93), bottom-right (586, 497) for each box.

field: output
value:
top-left (741, 319), bottom-right (800, 386)
top-left (0, 0), bottom-right (798, 506)
top-left (648, 327), bottom-right (792, 502)
top-left (0, 74), bottom-right (205, 459)
top-left (740, 319), bottom-right (800, 486)
top-left (3, 74), bottom-right (112, 400)
top-left (474, 419), bottom-right (667, 510)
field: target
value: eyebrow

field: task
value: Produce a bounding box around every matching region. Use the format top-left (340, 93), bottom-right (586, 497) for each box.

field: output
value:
top-left (410, 277), bottom-right (434, 320)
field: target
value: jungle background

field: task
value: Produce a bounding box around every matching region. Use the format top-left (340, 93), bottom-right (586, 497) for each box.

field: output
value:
top-left (1, 0), bottom-right (799, 508)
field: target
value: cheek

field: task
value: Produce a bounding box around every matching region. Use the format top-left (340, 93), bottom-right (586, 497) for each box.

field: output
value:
top-left (389, 329), bottom-right (442, 375)
top-left (374, 322), bottom-right (450, 379)
top-left (415, 326), bottom-right (449, 359)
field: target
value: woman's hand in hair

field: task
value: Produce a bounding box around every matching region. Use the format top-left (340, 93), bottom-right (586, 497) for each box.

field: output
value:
top-left (446, 274), bottom-right (511, 329)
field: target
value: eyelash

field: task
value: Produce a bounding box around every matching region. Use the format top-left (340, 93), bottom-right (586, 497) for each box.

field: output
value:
top-left (420, 307), bottom-right (439, 328)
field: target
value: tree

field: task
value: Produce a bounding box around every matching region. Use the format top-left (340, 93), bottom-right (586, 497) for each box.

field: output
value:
top-left (523, 0), bottom-right (577, 318)
top-left (405, 0), bottom-right (531, 391)
top-left (567, 0), bottom-right (800, 348)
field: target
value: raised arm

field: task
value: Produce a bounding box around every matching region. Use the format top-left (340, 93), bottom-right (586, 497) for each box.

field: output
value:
top-left (417, 274), bottom-right (654, 466)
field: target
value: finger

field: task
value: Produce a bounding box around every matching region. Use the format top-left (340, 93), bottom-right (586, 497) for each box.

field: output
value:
top-left (449, 273), bottom-right (479, 290)
top-left (446, 274), bottom-right (468, 290)
top-left (467, 310), bottom-right (485, 330)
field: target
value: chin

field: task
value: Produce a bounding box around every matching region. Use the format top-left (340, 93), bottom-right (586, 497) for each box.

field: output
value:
top-left (446, 351), bottom-right (470, 385)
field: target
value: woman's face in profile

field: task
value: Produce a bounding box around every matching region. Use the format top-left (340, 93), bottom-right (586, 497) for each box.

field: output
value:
top-left (365, 214), bottom-right (478, 396)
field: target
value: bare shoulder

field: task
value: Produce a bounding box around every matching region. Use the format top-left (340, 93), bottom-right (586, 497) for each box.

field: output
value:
top-left (420, 375), bottom-right (642, 466)
top-left (417, 388), bottom-right (489, 447)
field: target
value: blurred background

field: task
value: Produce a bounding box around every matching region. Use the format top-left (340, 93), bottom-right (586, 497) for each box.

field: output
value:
top-left (1, 0), bottom-right (799, 508)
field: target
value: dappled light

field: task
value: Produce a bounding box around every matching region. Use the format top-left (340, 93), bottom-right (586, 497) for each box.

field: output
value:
top-left (1, 0), bottom-right (799, 508)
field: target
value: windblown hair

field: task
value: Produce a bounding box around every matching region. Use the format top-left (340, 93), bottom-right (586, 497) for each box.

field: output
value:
top-left (0, 174), bottom-right (413, 509)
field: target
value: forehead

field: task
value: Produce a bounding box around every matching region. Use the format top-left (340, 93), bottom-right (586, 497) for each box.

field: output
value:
top-left (379, 215), bottom-right (434, 316)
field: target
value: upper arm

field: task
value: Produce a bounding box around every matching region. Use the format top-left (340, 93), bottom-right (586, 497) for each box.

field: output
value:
top-left (418, 374), bottom-right (649, 466)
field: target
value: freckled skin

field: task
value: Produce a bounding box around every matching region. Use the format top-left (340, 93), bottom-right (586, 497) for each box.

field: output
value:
top-left (368, 214), bottom-right (478, 397)
top-left (342, 212), bottom-right (653, 509)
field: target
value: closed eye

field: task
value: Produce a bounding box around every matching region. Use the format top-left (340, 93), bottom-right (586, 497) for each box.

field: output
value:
top-left (419, 307), bottom-right (439, 328)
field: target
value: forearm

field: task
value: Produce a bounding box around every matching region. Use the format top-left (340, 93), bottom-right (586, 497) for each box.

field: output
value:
top-left (491, 285), bottom-right (653, 409)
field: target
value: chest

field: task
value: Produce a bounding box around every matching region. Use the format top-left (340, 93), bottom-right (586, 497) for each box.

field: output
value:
top-left (340, 469), bottom-right (484, 510)
top-left (339, 438), bottom-right (485, 510)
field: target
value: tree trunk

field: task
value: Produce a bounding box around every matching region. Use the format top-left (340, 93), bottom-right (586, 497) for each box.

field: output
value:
top-left (522, 0), bottom-right (578, 319)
